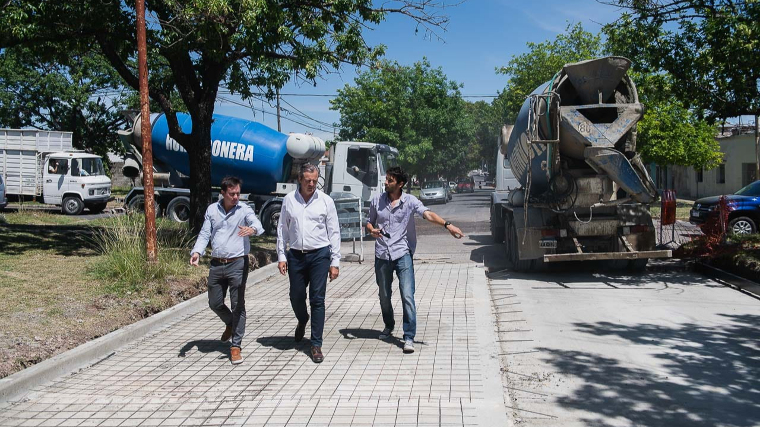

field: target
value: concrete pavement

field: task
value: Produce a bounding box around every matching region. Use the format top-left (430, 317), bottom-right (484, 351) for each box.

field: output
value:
top-left (0, 241), bottom-right (509, 426)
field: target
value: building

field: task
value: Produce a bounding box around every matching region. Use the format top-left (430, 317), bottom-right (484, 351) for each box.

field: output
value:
top-left (667, 126), bottom-right (758, 199)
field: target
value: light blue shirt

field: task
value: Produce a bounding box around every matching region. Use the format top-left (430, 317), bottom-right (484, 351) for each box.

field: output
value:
top-left (191, 201), bottom-right (264, 258)
top-left (368, 192), bottom-right (429, 261)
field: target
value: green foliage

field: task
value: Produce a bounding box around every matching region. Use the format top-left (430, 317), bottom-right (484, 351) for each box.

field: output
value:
top-left (0, 47), bottom-right (128, 158)
top-left (604, 1), bottom-right (760, 119)
top-left (633, 73), bottom-right (723, 168)
top-left (464, 100), bottom-right (501, 174)
top-left (331, 59), bottom-right (476, 179)
top-left (89, 214), bottom-right (194, 294)
top-left (496, 23), bottom-right (603, 122)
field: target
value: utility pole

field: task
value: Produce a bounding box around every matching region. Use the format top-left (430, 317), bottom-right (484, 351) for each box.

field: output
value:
top-left (136, 0), bottom-right (157, 263)
top-left (276, 88), bottom-right (282, 132)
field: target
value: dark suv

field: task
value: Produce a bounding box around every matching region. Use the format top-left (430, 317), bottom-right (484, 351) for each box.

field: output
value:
top-left (689, 180), bottom-right (760, 234)
top-left (456, 179), bottom-right (474, 193)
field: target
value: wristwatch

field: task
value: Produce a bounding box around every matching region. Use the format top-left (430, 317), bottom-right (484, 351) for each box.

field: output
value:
top-left (443, 221), bottom-right (451, 229)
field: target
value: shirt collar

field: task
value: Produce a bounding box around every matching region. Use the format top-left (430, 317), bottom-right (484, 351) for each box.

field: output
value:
top-left (382, 191), bottom-right (407, 207)
top-left (217, 200), bottom-right (241, 215)
top-left (295, 189), bottom-right (320, 204)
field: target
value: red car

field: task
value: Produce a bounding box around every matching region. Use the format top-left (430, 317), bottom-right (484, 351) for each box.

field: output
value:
top-left (456, 179), bottom-right (474, 193)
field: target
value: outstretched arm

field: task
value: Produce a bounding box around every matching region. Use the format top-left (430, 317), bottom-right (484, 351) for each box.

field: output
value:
top-left (422, 211), bottom-right (465, 239)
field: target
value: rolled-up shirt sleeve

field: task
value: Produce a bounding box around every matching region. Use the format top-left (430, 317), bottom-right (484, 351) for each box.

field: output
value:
top-left (411, 196), bottom-right (429, 217)
top-left (245, 205), bottom-right (264, 236)
top-left (191, 208), bottom-right (213, 256)
top-left (368, 197), bottom-right (378, 227)
top-left (276, 200), bottom-right (290, 263)
top-left (325, 196), bottom-right (342, 268)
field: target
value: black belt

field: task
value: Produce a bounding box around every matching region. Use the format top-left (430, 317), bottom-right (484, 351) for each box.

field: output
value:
top-left (290, 247), bottom-right (326, 254)
top-left (211, 256), bottom-right (244, 264)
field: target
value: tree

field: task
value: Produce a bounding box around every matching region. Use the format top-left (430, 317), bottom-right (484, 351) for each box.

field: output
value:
top-left (603, 0), bottom-right (760, 120)
top-left (464, 100), bottom-right (501, 175)
top-left (495, 23), bottom-right (603, 123)
top-left (1, 0), bottom-right (447, 232)
top-left (330, 58), bottom-right (475, 180)
top-left (0, 47), bottom-right (128, 160)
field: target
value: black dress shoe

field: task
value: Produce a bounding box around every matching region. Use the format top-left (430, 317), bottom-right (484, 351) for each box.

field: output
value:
top-left (295, 321), bottom-right (307, 342)
top-left (311, 346), bottom-right (324, 363)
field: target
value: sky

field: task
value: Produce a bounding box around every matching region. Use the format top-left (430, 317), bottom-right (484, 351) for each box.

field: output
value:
top-left (213, 0), bottom-right (628, 142)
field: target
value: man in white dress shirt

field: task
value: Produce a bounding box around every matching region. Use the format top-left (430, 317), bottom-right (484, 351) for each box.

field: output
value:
top-left (277, 164), bottom-right (341, 363)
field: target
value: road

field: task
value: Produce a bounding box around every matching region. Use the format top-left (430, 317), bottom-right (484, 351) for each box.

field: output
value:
top-left (415, 189), bottom-right (760, 427)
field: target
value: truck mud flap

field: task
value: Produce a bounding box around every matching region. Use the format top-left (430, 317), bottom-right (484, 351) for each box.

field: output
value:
top-left (543, 249), bottom-right (672, 263)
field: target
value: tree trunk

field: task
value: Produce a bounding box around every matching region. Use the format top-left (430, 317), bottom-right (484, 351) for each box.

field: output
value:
top-left (184, 115), bottom-right (214, 234)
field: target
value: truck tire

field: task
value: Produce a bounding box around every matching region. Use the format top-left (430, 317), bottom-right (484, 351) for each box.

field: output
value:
top-left (126, 195), bottom-right (160, 217)
top-left (62, 196), bottom-right (84, 215)
top-left (262, 204), bottom-right (281, 236)
top-left (728, 216), bottom-right (756, 235)
top-left (490, 206), bottom-right (505, 244)
top-left (165, 196), bottom-right (191, 222)
top-left (88, 202), bottom-right (108, 214)
top-left (627, 258), bottom-right (648, 272)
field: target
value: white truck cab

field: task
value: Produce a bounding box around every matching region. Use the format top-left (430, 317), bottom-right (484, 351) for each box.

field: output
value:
top-left (43, 152), bottom-right (111, 214)
top-left (327, 141), bottom-right (398, 203)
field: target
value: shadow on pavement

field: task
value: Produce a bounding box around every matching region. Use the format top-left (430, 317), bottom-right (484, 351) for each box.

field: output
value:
top-left (178, 339), bottom-right (230, 359)
top-left (256, 335), bottom-right (313, 358)
top-left (539, 313), bottom-right (760, 427)
top-left (338, 328), bottom-right (404, 349)
top-left (0, 224), bottom-right (99, 256)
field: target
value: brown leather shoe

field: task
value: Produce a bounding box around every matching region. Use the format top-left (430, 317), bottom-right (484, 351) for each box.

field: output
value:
top-left (230, 347), bottom-right (243, 365)
top-left (310, 346), bottom-right (324, 363)
top-left (221, 324), bottom-right (233, 342)
top-left (295, 321), bottom-right (307, 342)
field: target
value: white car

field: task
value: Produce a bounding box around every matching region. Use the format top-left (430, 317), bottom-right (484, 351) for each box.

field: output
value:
top-left (0, 174), bottom-right (6, 209)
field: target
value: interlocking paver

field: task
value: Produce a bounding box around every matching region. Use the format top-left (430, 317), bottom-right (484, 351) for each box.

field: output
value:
top-left (3, 262), bottom-right (507, 426)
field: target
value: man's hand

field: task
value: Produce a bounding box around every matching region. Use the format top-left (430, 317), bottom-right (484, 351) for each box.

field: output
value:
top-left (190, 253), bottom-right (200, 266)
top-left (446, 224), bottom-right (465, 239)
top-left (238, 225), bottom-right (256, 237)
top-left (329, 266), bottom-right (339, 281)
top-left (368, 226), bottom-right (382, 238)
top-left (278, 261), bottom-right (288, 275)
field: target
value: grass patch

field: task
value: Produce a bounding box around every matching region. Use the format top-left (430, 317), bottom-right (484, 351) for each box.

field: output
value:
top-left (88, 214), bottom-right (195, 294)
top-left (650, 199), bottom-right (693, 222)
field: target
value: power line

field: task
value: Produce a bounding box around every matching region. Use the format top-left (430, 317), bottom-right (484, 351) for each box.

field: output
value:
top-left (216, 96), bottom-right (335, 134)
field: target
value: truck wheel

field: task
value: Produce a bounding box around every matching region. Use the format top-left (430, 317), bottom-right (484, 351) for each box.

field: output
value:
top-left (491, 207), bottom-right (505, 244)
top-left (62, 196), bottom-right (84, 215)
top-left (165, 196), bottom-right (191, 222)
top-left (126, 195), bottom-right (160, 217)
top-left (262, 204), bottom-right (281, 236)
top-left (728, 216), bottom-right (756, 235)
top-left (627, 258), bottom-right (648, 272)
top-left (88, 202), bottom-right (108, 214)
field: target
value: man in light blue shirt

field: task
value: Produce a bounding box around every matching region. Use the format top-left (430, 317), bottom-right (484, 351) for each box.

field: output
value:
top-left (190, 176), bottom-right (263, 365)
top-left (367, 167), bottom-right (464, 353)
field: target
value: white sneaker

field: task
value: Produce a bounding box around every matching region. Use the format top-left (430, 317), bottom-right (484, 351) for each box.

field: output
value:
top-left (403, 339), bottom-right (415, 354)
top-left (379, 327), bottom-right (393, 340)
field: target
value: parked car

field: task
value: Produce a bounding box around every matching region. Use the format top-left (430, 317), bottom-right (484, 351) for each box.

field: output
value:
top-left (0, 174), bottom-right (6, 209)
top-left (420, 180), bottom-right (450, 204)
top-left (457, 178), bottom-right (474, 193)
top-left (690, 180), bottom-right (760, 234)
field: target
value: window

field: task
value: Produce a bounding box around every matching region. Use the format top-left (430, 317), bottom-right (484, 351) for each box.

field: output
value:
top-left (696, 167), bottom-right (703, 183)
top-left (345, 147), bottom-right (376, 186)
top-left (47, 159), bottom-right (68, 175)
top-left (742, 163), bottom-right (756, 187)
top-left (71, 158), bottom-right (105, 177)
top-left (716, 163), bottom-right (726, 184)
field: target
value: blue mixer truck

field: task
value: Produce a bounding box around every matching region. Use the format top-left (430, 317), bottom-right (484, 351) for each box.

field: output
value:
top-left (118, 112), bottom-right (398, 235)
top-left (490, 56), bottom-right (672, 271)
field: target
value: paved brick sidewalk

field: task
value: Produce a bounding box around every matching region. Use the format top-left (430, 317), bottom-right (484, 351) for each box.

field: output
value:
top-left (1, 262), bottom-right (507, 426)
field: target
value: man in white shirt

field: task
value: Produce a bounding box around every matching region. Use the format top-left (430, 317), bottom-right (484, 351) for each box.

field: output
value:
top-left (190, 176), bottom-right (264, 365)
top-left (276, 164), bottom-right (341, 363)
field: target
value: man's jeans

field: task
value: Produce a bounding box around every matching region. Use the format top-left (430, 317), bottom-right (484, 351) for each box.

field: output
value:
top-left (207, 257), bottom-right (249, 348)
top-left (375, 253), bottom-right (416, 341)
top-left (287, 246), bottom-right (331, 347)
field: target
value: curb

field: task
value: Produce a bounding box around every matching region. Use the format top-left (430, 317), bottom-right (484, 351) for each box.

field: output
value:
top-left (693, 261), bottom-right (760, 299)
top-left (0, 262), bottom-right (279, 404)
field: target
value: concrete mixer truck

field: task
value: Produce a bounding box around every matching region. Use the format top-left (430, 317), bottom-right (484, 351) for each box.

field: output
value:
top-left (118, 112), bottom-right (398, 235)
top-left (489, 56), bottom-right (671, 271)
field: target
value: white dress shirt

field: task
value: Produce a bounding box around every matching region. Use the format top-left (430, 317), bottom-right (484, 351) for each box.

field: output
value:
top-left (276, 189), bottom-right (341, 268)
